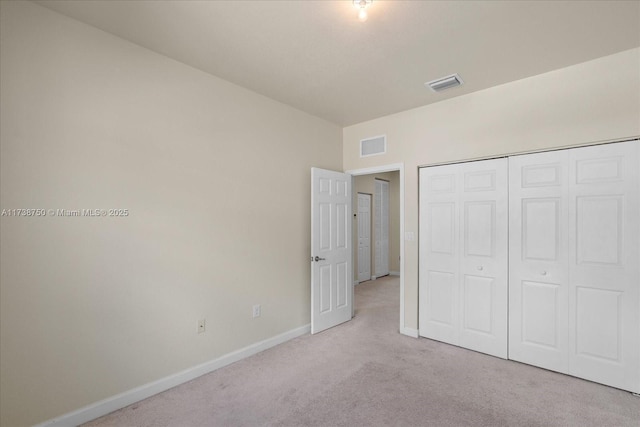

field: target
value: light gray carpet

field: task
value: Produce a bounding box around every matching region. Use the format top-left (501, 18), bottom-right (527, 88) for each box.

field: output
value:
top-left (85, 276), bottom-right (640, 426)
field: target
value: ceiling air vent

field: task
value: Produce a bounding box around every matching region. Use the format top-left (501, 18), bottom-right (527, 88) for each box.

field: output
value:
top-left (360, 135), bottom-right (386, 158)
top-left (426, 73), bottom-right (463, 92)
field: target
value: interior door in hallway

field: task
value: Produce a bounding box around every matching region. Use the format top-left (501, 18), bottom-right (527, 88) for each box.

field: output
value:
top-left (311, 168), bottom-right (353, 334)
top-left (374, 179), bottom-right (389, 277)
top-left (357, 193), bottom-right (371, 283)
top-left (419, 158), bottom-right (508, 359)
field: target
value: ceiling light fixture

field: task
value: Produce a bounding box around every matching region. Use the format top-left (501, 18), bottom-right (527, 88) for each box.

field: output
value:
top-left (353, 0), bottom-right (373, 22)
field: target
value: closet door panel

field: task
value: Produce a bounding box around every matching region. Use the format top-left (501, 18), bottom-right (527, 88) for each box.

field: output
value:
top-left (509, 151), bottom-right (569, 373)
top-left (419, 165), bottom-right (461, 346)
top-left (420, 159), bottom-right (508, 358)
top-left (568, 141), bottom-right (640, 393)
top-left (459, 159), bottom-right (508, 359)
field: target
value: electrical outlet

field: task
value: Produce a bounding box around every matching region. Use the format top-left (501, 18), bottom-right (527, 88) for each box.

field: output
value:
top-left (198, 318), bottom-right (206, 334)
top-left (252, 304), bottom-right (261, 318)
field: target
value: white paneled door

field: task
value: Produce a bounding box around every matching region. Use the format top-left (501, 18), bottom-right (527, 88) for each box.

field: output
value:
top-left (568, 141), bottom-right (639, 393)
top-left (509, 140), bottom-right (639, 393)
top-left (421, 141), bottom-right (639, 392)
top-left (419, 158), bottom-right (508, 359)
top-left (311, 168), bottom-right (352, 334)
top-left (374, 179), bottom-right (390, 278)
top-left (509, 150), bottom-right (570, 373)
top-left (357, 193), bottom-right (371, 283)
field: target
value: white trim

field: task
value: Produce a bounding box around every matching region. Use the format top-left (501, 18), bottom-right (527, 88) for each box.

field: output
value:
top-left (389, 271), bottom-right (400, 276)
top-left (345, 163), bottom-right (406, 339)
top-left (346, 163), bottom-right (403, 176)
top-left (35, 324), bottom-right (311, 427)
top-left (416, 136), bottom-right (640, 169)
top-left (400, 327), bottom-right (419, 338)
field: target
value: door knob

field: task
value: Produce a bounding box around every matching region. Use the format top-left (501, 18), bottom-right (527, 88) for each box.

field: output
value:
top-left (477, 266), bottom-right (483, 271)
top-left (314, 256), bottom-right (326, 262)
top-left (541, 271), bottom-right (547, 276)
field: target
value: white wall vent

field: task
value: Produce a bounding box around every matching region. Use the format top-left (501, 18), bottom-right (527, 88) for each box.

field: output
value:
top-left (426, 73), bottom-right (463, 92)
top-left (360, 135), bottom-right (387, 158)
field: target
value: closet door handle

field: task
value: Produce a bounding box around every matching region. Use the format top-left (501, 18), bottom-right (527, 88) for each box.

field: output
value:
top-left (477, 266), bottom-right (483, 271)
top-left (541, 271), bottom-right (547, 276)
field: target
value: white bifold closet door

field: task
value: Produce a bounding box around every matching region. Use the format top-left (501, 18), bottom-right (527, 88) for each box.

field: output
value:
top-left (569, 142), bottom-right (639, 393)
top-left (510, 141), bottom-right (639, 393)
top-left (419, 158), bottom-right (508, 359)
top-left (508, 150), bottom-right (570, 373)
top-left (374, 179), bottom-right (389, 277)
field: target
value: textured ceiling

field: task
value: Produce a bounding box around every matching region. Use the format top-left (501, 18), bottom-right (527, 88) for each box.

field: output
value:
top-left (36, 0), bottom-right (640, 126)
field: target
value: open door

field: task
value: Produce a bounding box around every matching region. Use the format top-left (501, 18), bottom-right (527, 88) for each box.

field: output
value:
top-left (311, 167), bottom-right (353, 334)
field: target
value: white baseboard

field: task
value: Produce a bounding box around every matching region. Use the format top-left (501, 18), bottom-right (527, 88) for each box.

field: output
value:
top-left (35, 324), bottom-right (311, 427)
top-left (400, 326), bottom-right (419, 338)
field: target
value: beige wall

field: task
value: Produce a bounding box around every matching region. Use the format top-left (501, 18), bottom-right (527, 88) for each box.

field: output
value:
top-left (0, 2), bottom-right (342, 426)
top-left (344, 48), bottom-right (640, 331)
top-left (353, 172), bottom-right (400, 281)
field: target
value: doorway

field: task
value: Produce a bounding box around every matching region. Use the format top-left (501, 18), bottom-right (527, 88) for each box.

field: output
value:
top-left (354, 174), bottom-right (396, 283)
top-left (347, 163), bottom-right (411, 337)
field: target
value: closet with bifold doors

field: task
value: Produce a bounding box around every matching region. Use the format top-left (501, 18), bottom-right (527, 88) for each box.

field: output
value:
top-left (419, 158), bottom-right (509, 359)
top-left (419, 140), bottom-right (640, 394)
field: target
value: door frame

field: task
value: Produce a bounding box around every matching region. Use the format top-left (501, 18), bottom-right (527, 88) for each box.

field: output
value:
top-left (346, 163), bottom-right (409, 337)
